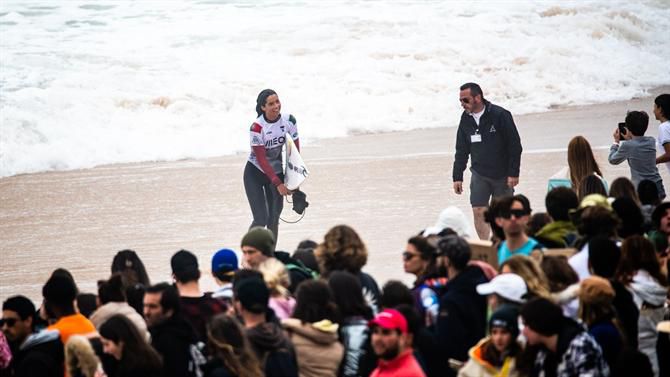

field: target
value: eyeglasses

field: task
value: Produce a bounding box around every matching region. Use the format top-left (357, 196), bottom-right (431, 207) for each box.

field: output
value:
top-left (402, 251), bottom-right (420, 261)
top-left (0, 318), bottom-right (18, 327)
top-left (499, 209), bottom-right (529, 219)
top-left (459, 97), bottom-right (470, 104)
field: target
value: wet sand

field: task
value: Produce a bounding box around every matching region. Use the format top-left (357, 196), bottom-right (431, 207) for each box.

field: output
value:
top-left (2, 87), bottom-right (668, 303)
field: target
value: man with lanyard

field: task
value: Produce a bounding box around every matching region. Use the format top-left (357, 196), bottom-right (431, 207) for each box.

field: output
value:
top-left (453, 83), bottom-right (523, 240)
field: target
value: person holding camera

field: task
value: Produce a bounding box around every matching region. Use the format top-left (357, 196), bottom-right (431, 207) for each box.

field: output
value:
top-left (244, 89), bottom-right (299, 241)
top-left (608, 110), bottom-right (666, 199)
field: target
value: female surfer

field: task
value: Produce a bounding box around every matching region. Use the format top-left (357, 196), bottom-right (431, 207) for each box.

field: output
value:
top-left (243, 89), bottom-right (299, 241)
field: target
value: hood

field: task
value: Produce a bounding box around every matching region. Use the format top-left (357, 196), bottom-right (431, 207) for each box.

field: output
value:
top-left (282, 318), bottom-right (339, 345)
top-left (65, 335), bottom-right (100, 377)
top-left (247, 321), bottom-right (287, 352)
top-left (467, 338), bottom-right (497, 372)
top-left (426, 206), bottom-right (475, 238)
top-left (630, 270), bottom-right (668, 307)
top-left (20, 329), bottom-right (61, 351)
top-left (535, 221), bottom-right (576, 246)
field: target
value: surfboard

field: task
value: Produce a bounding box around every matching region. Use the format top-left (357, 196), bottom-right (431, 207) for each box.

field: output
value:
top-left (284, 137), bottom-right (309, 191)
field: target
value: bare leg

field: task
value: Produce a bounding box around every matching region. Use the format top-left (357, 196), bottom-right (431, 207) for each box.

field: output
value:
top-left (472, 206), bottom-right (490, 240)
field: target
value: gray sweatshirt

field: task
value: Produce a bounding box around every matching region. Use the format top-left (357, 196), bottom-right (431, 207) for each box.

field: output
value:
top-left (609, 136), bottom-right (666, 198)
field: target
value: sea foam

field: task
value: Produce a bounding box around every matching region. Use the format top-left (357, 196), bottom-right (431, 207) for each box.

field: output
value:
top-left (1, 1), bottom-right (669, 177)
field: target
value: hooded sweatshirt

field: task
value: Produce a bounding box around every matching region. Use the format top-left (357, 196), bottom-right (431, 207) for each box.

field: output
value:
top-left (282, 318), bottom-right (344, 377)
top-left (628, 270), bottom-right (668, 377)
top-left (436, 265), bottom-right (488, 376)
top-left (246, 321), bottom-right (298, 377)
top-left (458, 338), bottom-right (520, 377)
top-left (149, 315), bottom-right (198, 377)
top-left (12, 329), bottom-right (64, 377)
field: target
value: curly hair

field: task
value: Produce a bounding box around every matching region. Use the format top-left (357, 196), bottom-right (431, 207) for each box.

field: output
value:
top-left (315, 225), bottom-right (368, 277)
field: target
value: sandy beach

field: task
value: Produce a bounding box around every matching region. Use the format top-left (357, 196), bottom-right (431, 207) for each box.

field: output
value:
top-left (1, 86), bottom-right (669, 303)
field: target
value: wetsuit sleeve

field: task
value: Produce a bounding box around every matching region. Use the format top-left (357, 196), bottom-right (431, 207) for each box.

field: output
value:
top-left (453, 120), bottom-right (470, 181)
top-left (502, 110), bottom-right (522, 177)
top-left (253, 146), bottom-right (282, 186)
top-left (250, 122), bottom-right (282, 186)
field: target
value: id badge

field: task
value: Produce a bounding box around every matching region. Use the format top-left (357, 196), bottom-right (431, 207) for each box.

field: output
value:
top-left (471, 134), bottom-right (482, 143)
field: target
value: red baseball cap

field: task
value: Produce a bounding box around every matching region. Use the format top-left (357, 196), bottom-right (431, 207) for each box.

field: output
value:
top-left (368, 309), bottom-right (408, 334)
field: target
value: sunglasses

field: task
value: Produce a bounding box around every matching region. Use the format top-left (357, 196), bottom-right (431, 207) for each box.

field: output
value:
top-left (402, 251), bottom-right (420, 261)
top-left (0, 318), bottom-right (18, 327)
top-left (500, 209), bottom-right (529, 219)
top-left (459, 97), bottom-right (470, 104)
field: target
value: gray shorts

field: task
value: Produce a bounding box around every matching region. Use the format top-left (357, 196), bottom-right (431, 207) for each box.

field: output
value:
top-left (470, 170), bottom-right (513, 207)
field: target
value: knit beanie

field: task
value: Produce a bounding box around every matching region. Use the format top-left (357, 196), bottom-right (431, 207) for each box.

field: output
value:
top-left (241, 227), bottom-right (275, 257)
top-left (489, 305), bottom-right (520, 339)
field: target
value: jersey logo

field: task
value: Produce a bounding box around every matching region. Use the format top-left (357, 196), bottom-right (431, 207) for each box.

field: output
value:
top-left (252, 135), bottom-right (262, 145)
top-left (489, 124), bottom-right (496, 133)
top-left (265, 136), bottom-right (286, 148)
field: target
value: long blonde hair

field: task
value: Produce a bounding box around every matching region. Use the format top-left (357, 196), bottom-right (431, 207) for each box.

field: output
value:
top-left (501, 255), bottom-right (552, 299)
top-left (568, 136), bottom-right (603, 192)
top-left (258, 258), bottom-right (291, 298)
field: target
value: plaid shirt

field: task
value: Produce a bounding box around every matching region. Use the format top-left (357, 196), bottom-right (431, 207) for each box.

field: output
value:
top-left (534, 331), bottom-right (609, 377)
top-left (180, 294), bottom-right (228, 343)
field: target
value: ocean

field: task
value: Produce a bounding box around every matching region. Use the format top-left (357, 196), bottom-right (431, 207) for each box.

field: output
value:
top-left (1, 0), bottom-right (669, 178)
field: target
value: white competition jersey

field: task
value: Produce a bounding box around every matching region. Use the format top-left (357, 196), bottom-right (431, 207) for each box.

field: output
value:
top-left (248, 113), bottom-right (298, 174)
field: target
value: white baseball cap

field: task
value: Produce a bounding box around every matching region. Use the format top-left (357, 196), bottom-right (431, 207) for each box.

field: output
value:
top-left (476, 273), bottom-right (527, 303)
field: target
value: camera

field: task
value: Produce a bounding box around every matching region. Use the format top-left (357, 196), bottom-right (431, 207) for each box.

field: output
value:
top-left (618, 122), bottom-right (627, 135)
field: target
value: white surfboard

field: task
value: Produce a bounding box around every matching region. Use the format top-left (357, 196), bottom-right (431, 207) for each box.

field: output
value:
top-left (284, 137), bottom-right (309, 191)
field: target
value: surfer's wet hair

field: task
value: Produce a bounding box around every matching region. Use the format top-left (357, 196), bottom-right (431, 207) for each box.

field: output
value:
top-left (256, 89), bottom-right (277, 117)
top-left (460, 82), bottom-right (484, 100)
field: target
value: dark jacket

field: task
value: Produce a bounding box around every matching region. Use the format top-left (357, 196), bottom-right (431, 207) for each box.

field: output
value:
top-left (610, 279), bottom-right (639, 349)
top-left (246, 321), bottom-right (298, 377)
top-left (149, 315), bottom-right (199, 377)
top-left (588, 320), bottom-right (622, 369)
top-left (358, 272), bottom-right (381, 315)
top-left (453, 100), bottom-right (522, 181)
top-left (436, 265), bottom-right (488, 376)
top-left (12, 329), bottom-right (64, 377)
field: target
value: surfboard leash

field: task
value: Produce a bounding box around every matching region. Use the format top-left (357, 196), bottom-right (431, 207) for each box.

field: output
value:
top-left (279, 195), bottom-right (306, 224)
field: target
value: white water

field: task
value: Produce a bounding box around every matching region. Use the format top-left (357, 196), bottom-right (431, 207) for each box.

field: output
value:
top-left (1, 0), bottom-right (669, 177)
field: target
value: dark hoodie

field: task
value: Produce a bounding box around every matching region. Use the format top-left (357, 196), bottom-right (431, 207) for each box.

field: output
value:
top-left (246, 321), bottom-right (298, 377)
top-left (436, 265), bottom-right (488, 376)
top-left (11, 329), bottom-right (64, 377)
top-left (149, 315), bottom-right (199, 377)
